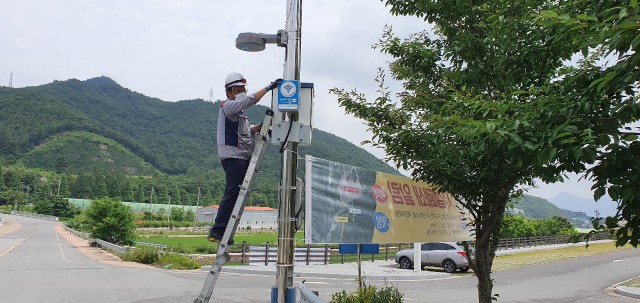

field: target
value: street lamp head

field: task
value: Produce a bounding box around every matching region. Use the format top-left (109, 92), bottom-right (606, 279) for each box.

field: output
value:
top-left (236, 31), bottom-right (286, 52)
top-left (236, 32), bottom-right (266, 52)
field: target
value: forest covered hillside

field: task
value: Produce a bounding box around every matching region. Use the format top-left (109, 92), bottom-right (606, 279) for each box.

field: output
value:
top-left (0, 77), bottom-right (398, 176)
top-left (0, 77), bottom-right (399, 208)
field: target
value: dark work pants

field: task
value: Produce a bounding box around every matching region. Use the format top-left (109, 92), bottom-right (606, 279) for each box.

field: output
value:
top-left (212, 158), bottom-right (250, 233)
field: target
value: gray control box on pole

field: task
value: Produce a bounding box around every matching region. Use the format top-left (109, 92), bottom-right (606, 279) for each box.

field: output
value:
top-left (271, 82), bottom-right (314, 146)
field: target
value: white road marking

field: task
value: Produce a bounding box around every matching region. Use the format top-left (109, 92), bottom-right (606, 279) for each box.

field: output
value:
top-left (0, 226), bottom-right (39, 257)
top-left (57, 231), bottom-right (71, 263)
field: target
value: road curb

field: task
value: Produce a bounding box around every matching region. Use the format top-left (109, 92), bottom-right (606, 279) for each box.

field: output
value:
top-left (616, 286), bottom-right (640, 299)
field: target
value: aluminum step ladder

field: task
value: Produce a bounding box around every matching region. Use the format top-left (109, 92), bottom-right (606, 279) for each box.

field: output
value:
top-left (194, 109), bottom-right (274, 303)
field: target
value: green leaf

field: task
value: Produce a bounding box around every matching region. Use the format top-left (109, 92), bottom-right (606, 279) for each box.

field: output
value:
top-left (594, 187), bottom-right (606, 201)
top-left (486, 122), bottom-right (496, 133)
top-left (616, 234), bottom-right (628, 247)
top-left (619, 8), bottom-right (629, 19)
top-left (540, 10), bottom-right (559, 18)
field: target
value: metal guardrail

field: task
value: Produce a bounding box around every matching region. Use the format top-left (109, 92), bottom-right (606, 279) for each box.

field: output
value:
top-left (63, 226), bottom-right (90, 239)
top-left (62, 225), bottom-right (129, 257)
top-left (135, 241), bottom-right (168, 251)
top-left (248, 245), bottom-right (330, 266)
top-left (63, 227), bottom-right (171, 256)
top-left (496, 232), bottom-right (610, 250)
top-left (94, 238), bottom-right (128, 256)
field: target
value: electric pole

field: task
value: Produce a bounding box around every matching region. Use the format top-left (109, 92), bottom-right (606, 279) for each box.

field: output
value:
top-left (276, 1), bottom-right (302, 302)
top-left (194, 187), bottom-right (201, 231)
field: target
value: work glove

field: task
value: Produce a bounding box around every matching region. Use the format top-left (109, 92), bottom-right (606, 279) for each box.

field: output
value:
top-left (265, 79), bottom-right (283, 91)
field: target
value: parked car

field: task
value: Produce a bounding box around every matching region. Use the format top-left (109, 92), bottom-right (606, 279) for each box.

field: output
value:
top-left (394, 242), bottom-right (471, 273)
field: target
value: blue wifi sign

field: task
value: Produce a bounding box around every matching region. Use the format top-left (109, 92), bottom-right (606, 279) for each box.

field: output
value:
top-left (277, 80), bottom-right (300, 111)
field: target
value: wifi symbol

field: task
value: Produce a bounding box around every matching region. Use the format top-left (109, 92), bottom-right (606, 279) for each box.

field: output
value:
top-left (280, 81), bottom-right (297, 97)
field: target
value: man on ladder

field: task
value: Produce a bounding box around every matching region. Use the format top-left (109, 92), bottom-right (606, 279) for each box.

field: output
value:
top-left (208, 72), bottom-right (281, 244)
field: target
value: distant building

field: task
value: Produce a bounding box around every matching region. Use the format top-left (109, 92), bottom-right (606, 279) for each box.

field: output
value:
top-left (568, 211), bottom-right (592, 228)
top-left (197, 205), bottom-right (278, 230)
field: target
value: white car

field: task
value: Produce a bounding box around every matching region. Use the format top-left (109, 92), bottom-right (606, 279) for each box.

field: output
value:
top-left (394, 242), bottom-right (471, 273)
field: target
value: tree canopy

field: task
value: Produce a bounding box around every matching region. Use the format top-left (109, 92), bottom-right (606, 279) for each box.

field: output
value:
top-left (538, 0), bottom-right (640, 248)
top-left (332, 0), bottom-right (639, 302)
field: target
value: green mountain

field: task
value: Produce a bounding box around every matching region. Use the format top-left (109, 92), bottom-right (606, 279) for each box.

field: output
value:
top-left (1, 77), bottom-right (579, 218)
top-left (509, 194), bottom-right (591, 223)
top-left (0, 76), bottom-right (398, 179)
top-left (21, 131), bottom-right (157, 176)
top-left (511, 195), bottom-right (567, 218)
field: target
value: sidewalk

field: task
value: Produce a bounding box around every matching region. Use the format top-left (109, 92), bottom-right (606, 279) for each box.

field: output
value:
top-left (220, 260), bottom-right (450, 281)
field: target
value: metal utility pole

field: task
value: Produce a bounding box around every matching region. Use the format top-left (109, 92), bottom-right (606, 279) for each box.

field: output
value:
top-left (233, 1), bottom-right (304, 301)
top-left (149, 185), bottom-right (154, 211)
top-left (57, 174), bottom-right (62, 195)
top-left (276, 0), bottom-right (302, 302)
top-left (194, 187), bottom-right (201, 231)
top-left (167, 196), bottom-right (172, 229)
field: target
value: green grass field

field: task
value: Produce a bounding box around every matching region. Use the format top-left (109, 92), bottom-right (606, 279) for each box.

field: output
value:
top-left (137, 231), bottom-right (307, 254)
top-left (491, 242), bottom-right (633, 271)
top-left (136, 231), bottom-right (405, 263)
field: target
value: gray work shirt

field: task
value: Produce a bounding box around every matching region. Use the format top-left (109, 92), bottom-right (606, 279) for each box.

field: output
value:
top-left (217, 92), bottom-right (258, 160)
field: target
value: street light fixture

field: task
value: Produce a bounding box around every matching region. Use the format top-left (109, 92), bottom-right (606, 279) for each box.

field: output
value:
top-left (235, 30), bottom-right (287, 52)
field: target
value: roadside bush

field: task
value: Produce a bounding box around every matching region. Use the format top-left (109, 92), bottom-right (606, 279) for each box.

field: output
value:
top-left (192, 243), bottom-right (216, 254)
top-left (500, 215), bottom-right (578, 238)
top-left (330, 285), bottom-right (403, 303)
top-left (157, 253), bottom-right (202, 270)
top-left (65, 216), bottom-right (84, 231)
top-left (84, 198), bottom-right (136, 245)
top-left (124, 247), bottom-right (159, 264)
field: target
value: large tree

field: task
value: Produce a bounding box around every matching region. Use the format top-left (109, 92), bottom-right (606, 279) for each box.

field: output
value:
top-left (331, 0), bottom-right (639, 302)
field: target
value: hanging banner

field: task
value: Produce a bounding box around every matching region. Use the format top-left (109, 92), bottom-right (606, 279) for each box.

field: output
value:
top-left (304, 155), bottom-right (473, 244)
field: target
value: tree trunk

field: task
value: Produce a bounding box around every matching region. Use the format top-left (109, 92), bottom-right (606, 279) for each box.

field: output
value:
top-left (472, 199), bottom-right (507, 303)
top-left (474, 235), bottom-right (496, 303)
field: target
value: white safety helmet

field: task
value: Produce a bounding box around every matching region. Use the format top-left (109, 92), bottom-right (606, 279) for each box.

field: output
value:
top-left (224, 72), bottom-right (247, 88)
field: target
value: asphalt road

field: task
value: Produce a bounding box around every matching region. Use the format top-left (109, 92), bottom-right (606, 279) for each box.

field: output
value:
top-left (1, 214), bottom-right (639, 303)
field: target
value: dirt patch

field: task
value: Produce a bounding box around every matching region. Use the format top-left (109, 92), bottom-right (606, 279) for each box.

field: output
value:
top-left (0, 221), bottom-right (21, 236)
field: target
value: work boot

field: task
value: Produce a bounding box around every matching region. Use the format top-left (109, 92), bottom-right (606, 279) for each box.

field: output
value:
top-left (208, 229), bottom-right (234, 245)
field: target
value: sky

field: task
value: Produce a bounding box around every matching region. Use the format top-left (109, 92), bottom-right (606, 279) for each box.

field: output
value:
top-left (0, 0), bottom-right (604, 206)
